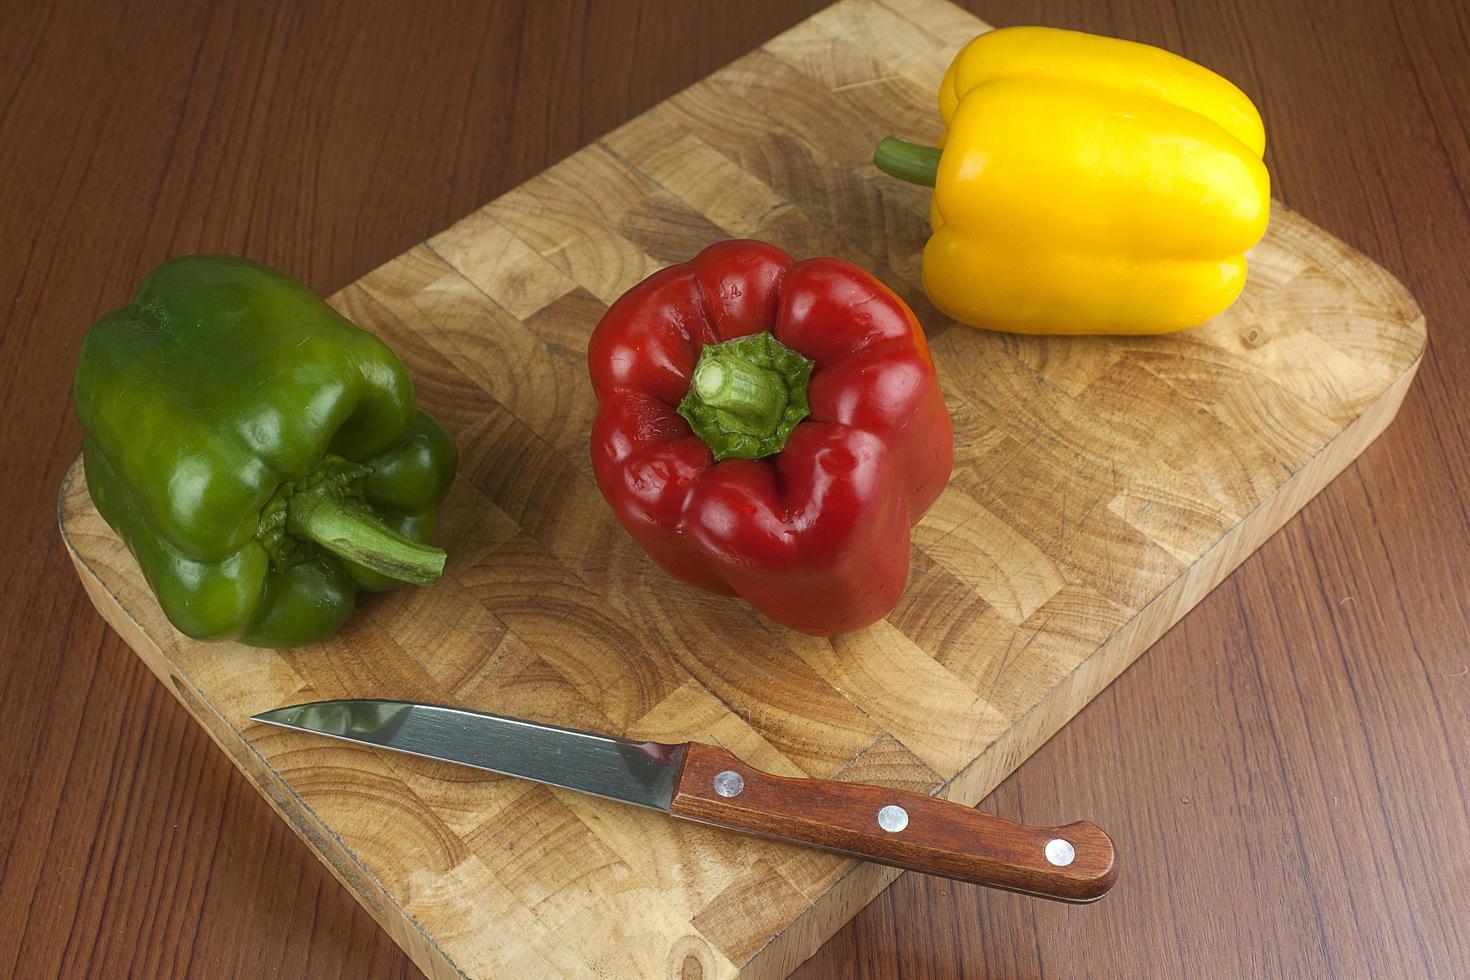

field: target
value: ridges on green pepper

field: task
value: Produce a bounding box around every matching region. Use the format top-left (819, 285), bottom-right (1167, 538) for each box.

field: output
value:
top-left (74, 255), bottom-right (458, 648)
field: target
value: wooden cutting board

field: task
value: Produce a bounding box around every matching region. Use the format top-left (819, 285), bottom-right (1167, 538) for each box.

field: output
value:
top-left (59, 0), bottom-right (1424, 976)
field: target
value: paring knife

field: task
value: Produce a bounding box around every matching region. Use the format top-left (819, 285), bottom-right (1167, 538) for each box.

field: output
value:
top-left (252, 699), bottom-right (1117, 903)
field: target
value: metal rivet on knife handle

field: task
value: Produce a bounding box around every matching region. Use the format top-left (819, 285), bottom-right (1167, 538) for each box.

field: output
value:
top-left (877, 805), bottom-right (909, 832)
top-left (1045, 838), bottom-right (1076, 867)
top-left (713, 770), bottom-right (745, 798)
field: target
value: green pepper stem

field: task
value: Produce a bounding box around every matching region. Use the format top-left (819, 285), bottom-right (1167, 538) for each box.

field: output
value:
top-left (691, 355), bottom-right (787, 428)
top-left (286, 492), bottom-right (445, 586)
top-left (873, 137), bottom-right (942, 187)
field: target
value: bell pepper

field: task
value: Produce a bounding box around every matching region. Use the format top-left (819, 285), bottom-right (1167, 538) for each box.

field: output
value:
top-left (587, 240), bottom-right (953, 635)
top-left (74, 256), bottom-right (457, 648)
top-left (874, 26), bottom-right (1270, 335)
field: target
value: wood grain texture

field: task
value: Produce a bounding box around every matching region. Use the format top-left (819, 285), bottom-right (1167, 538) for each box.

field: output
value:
top-left (50, 0), bottom-right (1427, 976)
top-left (670, 742), bottom-right (1117, 902)
top-left (4, 2), bottom-right (1468, 980)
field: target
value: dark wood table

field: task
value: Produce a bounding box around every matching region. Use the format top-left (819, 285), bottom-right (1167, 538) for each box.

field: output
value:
top-left (3, 1), bottom-right (1466, 976)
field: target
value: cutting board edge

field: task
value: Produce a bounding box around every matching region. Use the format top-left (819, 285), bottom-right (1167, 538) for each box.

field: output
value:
top-left (941, 330), bottom-right (1424, 805)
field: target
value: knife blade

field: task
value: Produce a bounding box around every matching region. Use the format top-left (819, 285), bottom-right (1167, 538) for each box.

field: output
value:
top-left (252, 699), bottom-right (1116, 903)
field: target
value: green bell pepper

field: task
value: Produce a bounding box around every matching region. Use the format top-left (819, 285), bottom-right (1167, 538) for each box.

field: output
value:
top-left (74, 255), bottom-right (458, 648)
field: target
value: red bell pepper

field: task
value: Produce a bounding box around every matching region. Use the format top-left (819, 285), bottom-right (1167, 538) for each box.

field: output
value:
top-left (588, 240), bottom-right (953, 635)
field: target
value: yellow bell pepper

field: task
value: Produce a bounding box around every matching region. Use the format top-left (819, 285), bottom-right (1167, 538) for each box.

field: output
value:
top-left (874, 26), bottom-right (1270, 335)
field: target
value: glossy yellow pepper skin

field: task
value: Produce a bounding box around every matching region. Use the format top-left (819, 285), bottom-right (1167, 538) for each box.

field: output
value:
top-left (875, 26), bottom-right (1270, 335)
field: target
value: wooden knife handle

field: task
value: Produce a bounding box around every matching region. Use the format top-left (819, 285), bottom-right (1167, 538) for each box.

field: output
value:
top-left (670, 742), bottom-right (1117, 903)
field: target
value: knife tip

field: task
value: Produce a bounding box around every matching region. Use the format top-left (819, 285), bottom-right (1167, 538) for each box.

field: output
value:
top-left (250, 705), bottom-right (296, 726)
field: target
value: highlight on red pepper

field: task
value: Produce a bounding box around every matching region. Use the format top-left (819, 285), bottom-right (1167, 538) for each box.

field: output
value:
top-left (587, 240), bottom-right (954, 636)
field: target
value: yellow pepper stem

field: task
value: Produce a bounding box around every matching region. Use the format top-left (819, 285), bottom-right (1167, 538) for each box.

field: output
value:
top-left (873, 137), bottom-right (942, 187)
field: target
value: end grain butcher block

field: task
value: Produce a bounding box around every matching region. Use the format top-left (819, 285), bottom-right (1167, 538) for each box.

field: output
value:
top-left (59, 0), bottom-right (1424, 977)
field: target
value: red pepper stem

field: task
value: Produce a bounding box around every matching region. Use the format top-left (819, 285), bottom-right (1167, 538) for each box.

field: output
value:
top-left (692, 356), bottom-right (787, 428)
top-left (873, 137), bottom-right (941, 187)
top-left (677, 332), bottom-right (814, 461)
top-left (286, 490), bottom-right (445, 586)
